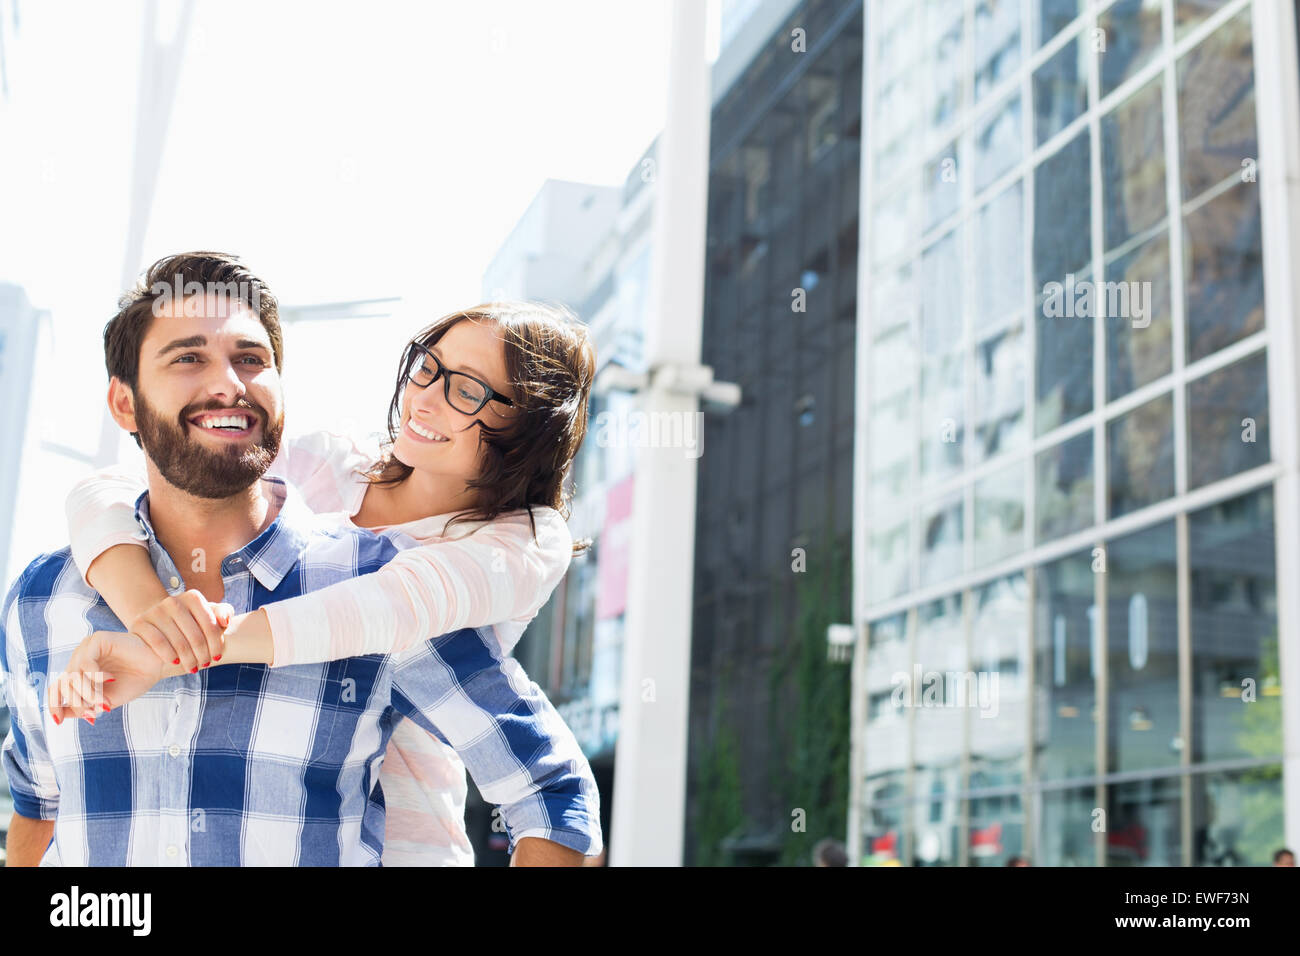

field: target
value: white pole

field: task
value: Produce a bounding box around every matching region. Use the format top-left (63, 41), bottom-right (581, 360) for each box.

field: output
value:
top-left (608, 0), bottom-right (710, 866)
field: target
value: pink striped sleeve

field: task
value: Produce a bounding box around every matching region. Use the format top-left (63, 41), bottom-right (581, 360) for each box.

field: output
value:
top-left (271, 430), bottom-right (376, 516)
top-left (260, 507), bottom-right (572, 667)
top-left (65, 461), bottom-right (150, 587)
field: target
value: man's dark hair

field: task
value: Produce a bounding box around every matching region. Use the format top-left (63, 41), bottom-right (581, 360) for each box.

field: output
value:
top-left (812, 837), bottom-right (848, 866)
top-left (1274, 847), bottom-right (1295, 863)
top-left (103, 251), bottom-right (283, 448)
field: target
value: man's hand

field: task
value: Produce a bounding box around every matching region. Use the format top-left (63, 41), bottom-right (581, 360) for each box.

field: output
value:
top-left (47, 630), bottom-right (168, 725)
top-left (510, 836), bottom-right (585, 867)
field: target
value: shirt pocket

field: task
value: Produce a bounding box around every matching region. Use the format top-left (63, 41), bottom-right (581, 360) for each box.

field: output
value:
top-left (222, 663), bottom-right (350, 765)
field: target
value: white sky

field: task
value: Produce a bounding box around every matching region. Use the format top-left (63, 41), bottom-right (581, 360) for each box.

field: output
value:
top-left (0, 0), bottom-right (721, 576)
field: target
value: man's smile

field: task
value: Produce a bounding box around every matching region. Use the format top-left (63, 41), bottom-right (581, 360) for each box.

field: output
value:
top-left (187, 410), bottom-right (259, 439)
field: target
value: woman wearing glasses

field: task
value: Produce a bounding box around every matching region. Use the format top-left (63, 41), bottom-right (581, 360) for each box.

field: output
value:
top-left (54, 300), bottom-right (596, 866)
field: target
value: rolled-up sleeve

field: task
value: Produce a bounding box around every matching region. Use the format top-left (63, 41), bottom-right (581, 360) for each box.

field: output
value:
top-left (0, 577), bottom-right (59, 820)
top-left (388, 627), bottom-right (602, 857)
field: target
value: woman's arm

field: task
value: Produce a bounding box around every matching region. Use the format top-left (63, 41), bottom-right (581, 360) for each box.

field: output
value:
top-left (260, 507), bottom-right (573, 668)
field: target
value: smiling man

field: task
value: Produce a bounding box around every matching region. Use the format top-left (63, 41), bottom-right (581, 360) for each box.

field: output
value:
top-left (0, 252), bottom-right (601, 866)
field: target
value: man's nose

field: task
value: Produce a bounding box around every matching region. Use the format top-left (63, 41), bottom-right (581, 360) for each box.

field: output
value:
top-left (203, 358), bottom-right (247, 404)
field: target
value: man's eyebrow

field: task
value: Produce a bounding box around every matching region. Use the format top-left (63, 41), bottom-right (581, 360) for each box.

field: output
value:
top-left (156, 335), bottom-right (271, 358)
top-left (430, 346), bottom-right (489, 382)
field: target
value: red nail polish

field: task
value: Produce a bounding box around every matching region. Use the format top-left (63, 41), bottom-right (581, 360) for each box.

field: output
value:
top-left (103, 703), bottom-right (110, 712)
top-left (190, 667), bottom-right (198, 674)
top-left (87, 717), bottom-right (95, 725)
top-left (214, 655), bottom-right (222, 662)
top-left (53, 715), bottom-right (62, 725)
top-left (173, 658), bottom-right (181, 665)
top-left (105, 678), bottom-right (116, 683)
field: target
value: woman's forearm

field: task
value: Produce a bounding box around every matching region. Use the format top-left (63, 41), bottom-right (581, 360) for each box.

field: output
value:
top-left (85, 544), bottom-right (169, 626)
top-left (217, 608), bottom-right (276, 666)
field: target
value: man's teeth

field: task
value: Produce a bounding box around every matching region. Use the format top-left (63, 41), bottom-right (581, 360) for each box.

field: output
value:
top-left (198, 416), bottom-right (250, 430)
top-left (409, 420), bottom-right (448, 441)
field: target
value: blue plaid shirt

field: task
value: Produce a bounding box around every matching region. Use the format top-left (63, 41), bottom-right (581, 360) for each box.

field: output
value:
top-left (0, 477), bottom-right (602, 865)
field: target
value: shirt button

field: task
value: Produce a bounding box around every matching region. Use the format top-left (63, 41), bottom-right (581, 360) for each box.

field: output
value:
top-left (169, 576), bottom-right (180, 588)
top-left (166, 845), bottom-right (178, 858)
top-left (168, 745), bottom-right (181, 757)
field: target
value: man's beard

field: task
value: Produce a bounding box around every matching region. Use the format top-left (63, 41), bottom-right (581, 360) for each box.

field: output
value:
top-left (133, 392), bottom-right (283, 499)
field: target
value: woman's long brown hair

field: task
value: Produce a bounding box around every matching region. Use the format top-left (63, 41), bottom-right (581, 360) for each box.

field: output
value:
top-left (361, 301), bottom-right (595, 554)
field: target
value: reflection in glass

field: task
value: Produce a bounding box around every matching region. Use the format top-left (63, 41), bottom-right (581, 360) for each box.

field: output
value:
top-left (1034, 131), bottom-right (1091, 287)
top-left (973, 181), bottom-right (1024, 334)
top-left (975, 0), bottom-right (1020, 100)
top-left (871, 259), bottom-right (919, 338)
top-left (1186, 350), bottom-right (1269, 490)
top-left (975, 461), bottom-right (1025, 567)
top-left (1191, 765), bottom-right (1285, 866)
top-left (913, 593), bottom-right (964, 866)
top-left (862, 800), bottom-right (907, 864)
top-left (1034, 37), bottom-right (1087, 145)
top-left (974, 94), bottom-right (1021, 194)
top-left (1034, 549), bottom-right (1096, 780)
top-left (1036, 431), bottom-right (1094, 542)
top-left (969, 792), bottom-right (1026, 866)
top-left (921, 229), bottom-right (962, 355)
top-left (1190, 488), bottom-right (1280, 764)
top-left (920, 352), bottom-right (964, 488)
top-left (1098, 0), bottom-right (1164, 98)
top-left (1106, 231), bottom-right (1172, 399)
top-left (1175, 0), bottom-right (1232, 40)
top-left (864, 613), bottom-right (910, 812)
top-left (921, 495), bottom-right (964, 586)
top-left (925, 143), bottom-right (960, 231)
top-left (869, 515), bottom-right (911, 603)
top-left (872, 176), bottom-right (921, 266)
top-left (1183, 182), bottom-right (1264, 363)
top-left (974, 323), bottom-right (1026, 464)
top-left (1101, 76), bottom-right (1166, 251)
top-left (970, 574), bottom-right (1029, 789)
top-left (1106, 522), bottom-right (1179, 774)
top-left (1035, 0), bottom-right (1083, 48)
top-left (1035, 286), bottom-right (1094, 435)
top-left (1036, 786), bottom-right (1096, 865)
top-left (1177, 9), bottom-right (1256, 200)
top-left (1106, 776), bottom-right (1181, 866)
top-left (928, 0), bottom-right (965, 132)
top-left (1108, 392), bottom-right (1174, 519)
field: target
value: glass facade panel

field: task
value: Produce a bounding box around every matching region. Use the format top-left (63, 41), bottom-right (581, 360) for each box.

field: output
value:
top-left (1107, 776), bottom-right (1182, 866)
top-left (1183, 181), bottom-right (1264, 363)
top-left (1036, 786), bottom-right (1097, 865)
top-left (1186, 349), bottom-right (1270, 490)
top-left (1177, 7), bottom-right (1256, 201)
top-left (970, 573), bottom-right (1029, 788)
top-left (1107, 391), bottom-right (1175, 519)
top-left (1106, 522), bottom-right (1179, 773)
top-left (1034, 550), bottom-right (1097, 780)
top-left (974, 460), bottom-right (1025, 566)
top-left (1035, 430), bottom-right (1095, 542)
top-left (1105, 230), bottom-right (1172, 399)
top-left (1101, 76), bottom-right (1167, 252)
top-left (1098, 0), bottom-right (1165, 98)
top-left (974, 0), bottom-right (1021, 100)
top-left (972, 180), bottom-right (1024, 335)
top-left (1189, 488), bottom-right (1279, 764)
top-left (973, 93), bottom-right (1022, 194)
top-left (1034, 36), bottom-right (1088, 145)
top-left (1191, 765), bottom-right (1285, 866)
top-left (973, 321), bottom-right (1027, 463)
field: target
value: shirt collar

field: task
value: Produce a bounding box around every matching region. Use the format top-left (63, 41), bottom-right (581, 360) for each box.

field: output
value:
top-left (132, 476), bottom-right (315, 591)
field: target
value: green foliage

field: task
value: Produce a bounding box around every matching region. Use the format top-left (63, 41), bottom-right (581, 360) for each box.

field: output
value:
top-left (691, 687), bottom-right (747, 867)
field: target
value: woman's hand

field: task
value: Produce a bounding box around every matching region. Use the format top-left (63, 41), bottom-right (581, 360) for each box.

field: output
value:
top-left (47, 630), bottom-right (170, 724)
top-left (127, 590), bottom-right (235, 674)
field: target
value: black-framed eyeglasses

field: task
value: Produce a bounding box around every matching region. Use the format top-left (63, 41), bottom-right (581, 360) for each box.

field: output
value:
top-left (403, 341), bottom-right (515, 416)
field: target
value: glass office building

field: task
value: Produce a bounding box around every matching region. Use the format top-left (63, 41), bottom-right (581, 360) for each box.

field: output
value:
top-left (853, 0), bottom-right (1299, 865)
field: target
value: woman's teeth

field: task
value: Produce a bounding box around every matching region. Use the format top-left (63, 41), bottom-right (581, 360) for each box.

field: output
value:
top-left (409, 419), bottom-right (448, 442)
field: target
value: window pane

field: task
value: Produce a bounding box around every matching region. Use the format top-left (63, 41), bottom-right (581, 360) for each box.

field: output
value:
top-left (1106, 231), bottom-right (1172, 399)
top-left (1186, 350), bottom-right (1270, 490)
top-left (913, 593), bottom-right (964, 867)
top-left (974, 322), bottom-right (1027, 463)
top-left (1034, 549), bottom-right (1096, 780)
top-left (1034, 130), bottom-right (1092, 290)
top-left (1097, 0), bottom-right (1164, 99)
top-left (970, 573), bottom-right (1029, 789)
top-left (862, 800), bottom-right (907, 864)
top-left (1034, 36), bottom-right (1088, 145)
top-left (928, 0), bottom-right (965, 132)
top-left (871, 176), bottom-right (922, 265)
top-left (921, 494), bottom-right (964, 586)
top-left (871, 259), bottom-right (918, 338)
top-left (920, 352), bottom-right (964, 488)
top-left (1190, 488), bottom-right (1279, 765)
top-left (921, 229), bottom-right (962, 354)
top-left (974, 460), bottom-right (1025, 566)
top-left (1035, 0), bottom-right (1083, 48)
top-left (869, 516), bottom-right (912, 603)
top-left (1036, 431), bottom-right (1095, 542)
top-left (1106, 521), bottom-right (1179, 774)
top-left (1036, 786), bottom-right (1097, 865)
top-left (1175, 0), bottom-right (1232, 41)
top-left (1183, 182), bottom-right (1264, 363)
top-left (1101, 75), bottom-right (1167, 252)
top-left (974, 93), bottom-right (1022, 194)
top-left (1035, 277), bottom-right (1095, 434)
top-left (968, 792), bottom-right (1027, 866)
top-left (1106, 776), bottom-right (1182, 866)
top-left (1177, 8), bottom-right (1256, 201)
top-left (973, 181), bottom-right (1024, 334)
top-left (1191, 765), bottom-right (1285, 866)
top-left (974, 0), bottom-right (1021, 100)
top-left (1108, 392), bottom-right (1175, 519)
top-left (865, 614), bottom-right (910, 800)
top-left (924, 142), bottom-right (960, 231)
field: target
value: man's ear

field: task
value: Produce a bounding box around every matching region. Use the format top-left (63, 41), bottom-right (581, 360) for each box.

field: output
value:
top-left (106, 377), bottom-right (138, 434)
